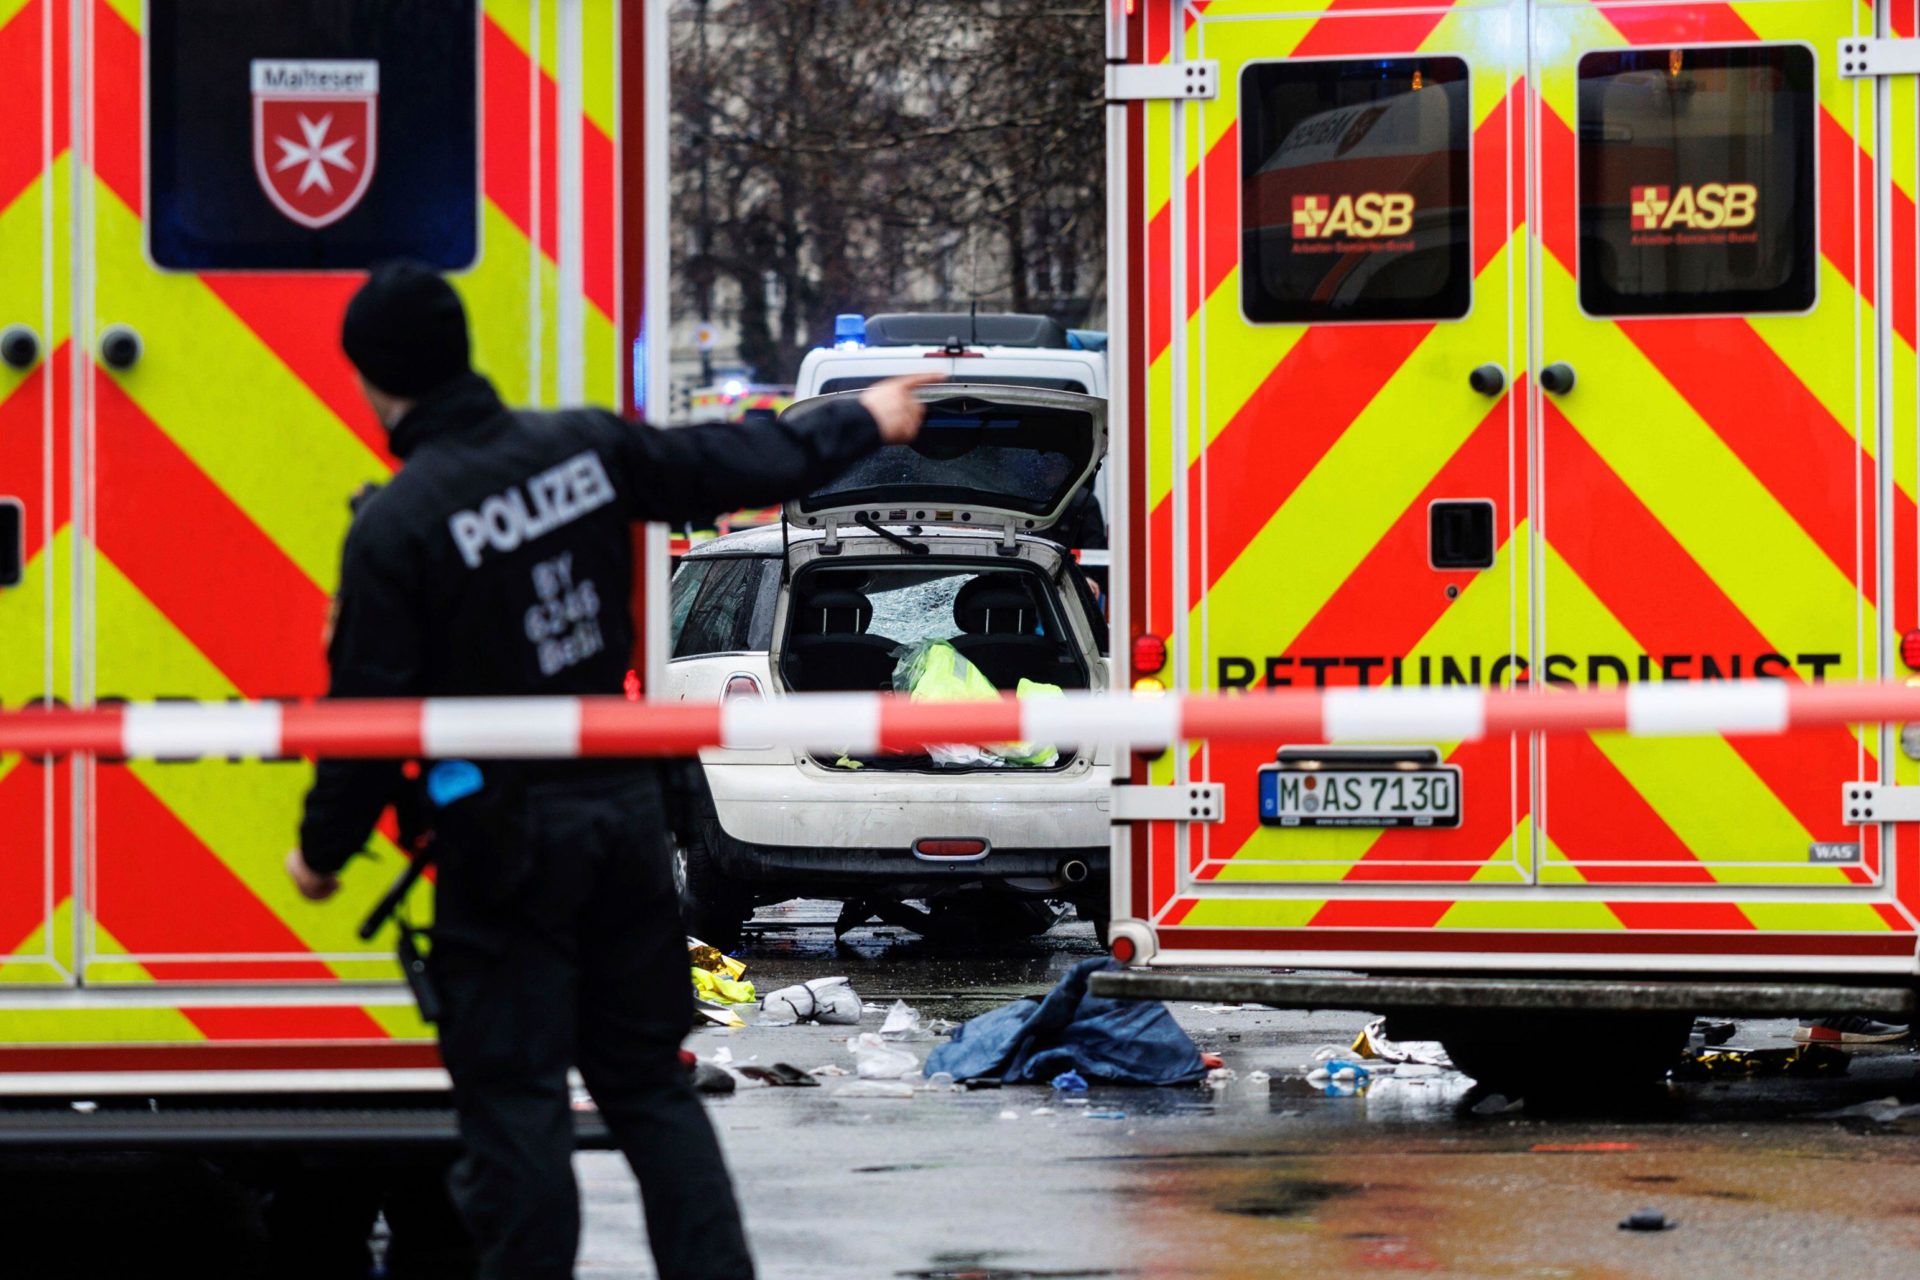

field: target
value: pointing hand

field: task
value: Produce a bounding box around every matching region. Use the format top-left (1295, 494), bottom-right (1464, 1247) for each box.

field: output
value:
top-left (859, 373), bottom-right (945, 445)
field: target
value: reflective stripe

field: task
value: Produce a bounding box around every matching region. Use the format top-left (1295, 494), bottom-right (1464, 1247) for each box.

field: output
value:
top-left (722, 694), bottom-right (880, 752)
top-left (1625, 683), bottom-right (1791, 737)
top-left (1323, 688), bottom-right (1486, 743)
top-left (122, 702), bottom-right (282, 759)
top-left (422, 698), bottom-right (581, 758)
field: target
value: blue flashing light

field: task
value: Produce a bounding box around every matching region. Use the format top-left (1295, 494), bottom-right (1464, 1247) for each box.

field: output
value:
top-left (833, 313), bottom-right (866, 350)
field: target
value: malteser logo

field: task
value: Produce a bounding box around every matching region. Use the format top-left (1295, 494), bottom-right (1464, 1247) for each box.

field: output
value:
top-left (1630, 183), bottom-right (1758, 232)
top-left (1291, 192), bottom-right (1415, 239)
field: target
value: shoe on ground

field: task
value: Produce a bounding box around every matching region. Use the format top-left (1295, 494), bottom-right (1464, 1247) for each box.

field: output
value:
top-left (1793, 1015), bottom-right (1911, 1045)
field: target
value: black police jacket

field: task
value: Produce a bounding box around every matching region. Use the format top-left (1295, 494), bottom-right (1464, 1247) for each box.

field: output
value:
top-left (298, 372), bottom-right (881, 873)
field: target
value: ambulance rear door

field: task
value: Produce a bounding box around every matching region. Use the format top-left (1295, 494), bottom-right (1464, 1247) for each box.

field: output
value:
top-left (0, 0), bottom-right (72, 988)
top-left (1530, 4), bottom-right (1892, 896)
top-left (1120, 0), bottom-right (1530, 940)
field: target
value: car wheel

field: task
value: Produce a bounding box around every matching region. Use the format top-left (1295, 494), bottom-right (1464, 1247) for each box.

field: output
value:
top-left (674, 811), bottom-right (754, 952)
top-left (1075, 894), bottom-right (1111, 948)
top-left (1439, 1012), bottom-right (1692, 1099)
top-left (931, 895), bottom-right (1058, 939)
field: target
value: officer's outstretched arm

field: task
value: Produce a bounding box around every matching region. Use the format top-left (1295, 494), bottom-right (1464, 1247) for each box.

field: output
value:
top-left (606, 375), bottom-right (935, 523)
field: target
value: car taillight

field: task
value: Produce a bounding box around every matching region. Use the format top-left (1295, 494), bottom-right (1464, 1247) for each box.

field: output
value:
top-left (913, 838), bottom-right (988, 858)
top-left (723, 674), bottom-right (762, 701)
top-left (1902, 630), bottom-right (1920, 671)
top-left (623, 669), bottom-right (641, 701)
top-left (1110, 933), bottom-right (1136, 963)
top-left (1133, 633), bottom-right (1167, 676)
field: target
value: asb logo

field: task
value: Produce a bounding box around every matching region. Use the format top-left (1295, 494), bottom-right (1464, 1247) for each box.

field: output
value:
top-left (1630, 183), bottom-right (1758, 232)
top-left (1291, 193), bottom-right (1416, 239)
top-left (251, 59), bottom-right (380, 230)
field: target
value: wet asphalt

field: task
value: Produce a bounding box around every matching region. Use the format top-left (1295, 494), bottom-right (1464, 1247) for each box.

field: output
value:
top-left (579, 902), bottom-right (1920, 1279)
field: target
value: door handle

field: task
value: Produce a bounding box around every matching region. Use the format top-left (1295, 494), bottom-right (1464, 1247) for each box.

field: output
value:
top-left (1, 325), bottom-right (39, 372)
top-left (99, 325), bottom-right (142, 372)
top-left (1540, 362), bottom-right (1576, 395)
top-left (1468, 364), bottom-right (1505, 396)
top-left (0, 497), bottom-right (22, 588)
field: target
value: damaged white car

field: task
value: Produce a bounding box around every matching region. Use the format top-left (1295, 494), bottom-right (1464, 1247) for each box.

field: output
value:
top-left (663, 386), bottom-right (1111, 946)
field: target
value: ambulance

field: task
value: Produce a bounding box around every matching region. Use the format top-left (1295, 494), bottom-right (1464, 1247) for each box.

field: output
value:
top-left (1098, 0), bottom-right (1920, 1084)
top-left (0, 0), bottom-right (663, 1152)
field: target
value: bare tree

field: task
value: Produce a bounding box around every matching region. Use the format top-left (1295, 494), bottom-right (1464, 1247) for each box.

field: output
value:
top-left (672, 0), bottom-right (1104, 382)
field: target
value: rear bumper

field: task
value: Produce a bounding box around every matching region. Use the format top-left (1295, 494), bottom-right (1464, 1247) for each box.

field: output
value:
top-left (710, 830), bottom-right (1108, 897)
top-left (1086, 970), bottom-right (1916, 1019)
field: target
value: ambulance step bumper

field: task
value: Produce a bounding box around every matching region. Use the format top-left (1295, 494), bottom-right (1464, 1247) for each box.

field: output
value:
top-left (1087, 971), bottom-right (1915, 1019)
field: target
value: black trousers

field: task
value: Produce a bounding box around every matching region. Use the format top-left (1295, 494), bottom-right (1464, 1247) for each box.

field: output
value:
top-left (429, 768), bottom-right (754, 1280)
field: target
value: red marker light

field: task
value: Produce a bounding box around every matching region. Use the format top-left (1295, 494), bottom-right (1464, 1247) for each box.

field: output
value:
top-left (1133, 633), bottom-right (1168, 676)
top-left (1902, 629), bottom-right (1920, 671)
top-left (1110, 933), bottom-right (1136, 963)
top-left (913, 838), bottom-right (988, 858)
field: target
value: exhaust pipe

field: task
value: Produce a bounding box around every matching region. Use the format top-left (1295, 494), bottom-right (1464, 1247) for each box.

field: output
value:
top-left (1060, 859), bottom-right (1090, 885)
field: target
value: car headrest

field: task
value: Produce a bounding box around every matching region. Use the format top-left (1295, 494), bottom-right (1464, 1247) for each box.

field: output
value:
top-left (952, 577), bottom-right (1036, 635)
top-left (801, 589), bottom-right (873, 635)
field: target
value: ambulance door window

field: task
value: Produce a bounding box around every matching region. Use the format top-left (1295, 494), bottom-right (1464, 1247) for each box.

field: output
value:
top-left (1577, 45), bottom-right (1816, 316)
top-left (146, 0), bottom-right (479, 271)
top-left (1239, 57), bottom-right (1472, 325)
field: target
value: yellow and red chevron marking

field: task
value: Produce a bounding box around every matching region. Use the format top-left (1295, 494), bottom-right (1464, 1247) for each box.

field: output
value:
top-left (1128, 0), bottom-right (1920, 952)
top-left (0, 0), bottom-right (625, 1043)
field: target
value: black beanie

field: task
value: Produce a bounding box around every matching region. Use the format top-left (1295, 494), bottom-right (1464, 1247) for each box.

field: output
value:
top-left (341, 261), bottom-right (471, 398)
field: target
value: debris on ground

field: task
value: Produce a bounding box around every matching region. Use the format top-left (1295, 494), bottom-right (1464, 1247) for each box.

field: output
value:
top-left (1691, 1019), bottom-right (1736, 1048)
top-left (1351, 1018), bottom-right (1453, 1069)
top-left (848, 1031), bottom-right (921, 1079)
top-left (734, 1063), bottom-right (820, 1088)
top-left (1086, 1110), bottom-right (1127, 1120)
top-left (1050, 1070), bottom-right (1089, 1093)
top-left (694, 1000), bottom-right (746, 1029)
top-left (1619, 1208), bottom-right (1673, 1232)
top-left (1672, 1044), bottom-right (1849, 1080)
top-left (809, 1064), bottom-right (850, 1078)
top-left (762, 976), bottom-right (863, 1025)
top-left (878, 999), bottom-right (956, 1042)
top-left (925, 957), bottom-right (1207, 1086)
top-left (691, 1061), bottom-right (736, 1094)
top-left (1307, 1060), bottom-right (1371, 1086)
top-left (1206, 1067), bottom-right (1236, 1088)
top-left (689, 937), bottom-right (756, 1005)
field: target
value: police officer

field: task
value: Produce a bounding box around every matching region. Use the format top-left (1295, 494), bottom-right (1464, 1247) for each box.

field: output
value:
top-left (288, 261), bottom-right (932, 1279)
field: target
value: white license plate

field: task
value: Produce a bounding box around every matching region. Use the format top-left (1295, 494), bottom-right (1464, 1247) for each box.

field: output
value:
top-left (1258, 765), bottom-right (1461, 828)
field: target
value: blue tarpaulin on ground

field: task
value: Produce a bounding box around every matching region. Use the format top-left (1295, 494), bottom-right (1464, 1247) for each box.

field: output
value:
top-left (925, 957), bottom-right (1207, 1085)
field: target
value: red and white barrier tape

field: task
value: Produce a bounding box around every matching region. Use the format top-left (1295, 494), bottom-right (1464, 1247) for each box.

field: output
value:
top-left (3, 681), bottom-right (1919, 760)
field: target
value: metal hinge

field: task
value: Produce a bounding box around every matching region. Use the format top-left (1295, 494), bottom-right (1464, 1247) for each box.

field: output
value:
top-left (1838, 38), bottom-right (1920, 78)
top-left (1110, 783), bottom-right (1223, 823)
top-left (1842, 782), bottom-right (1920, 823)
top-left (1106, 62), bottom-right (1219, 102)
